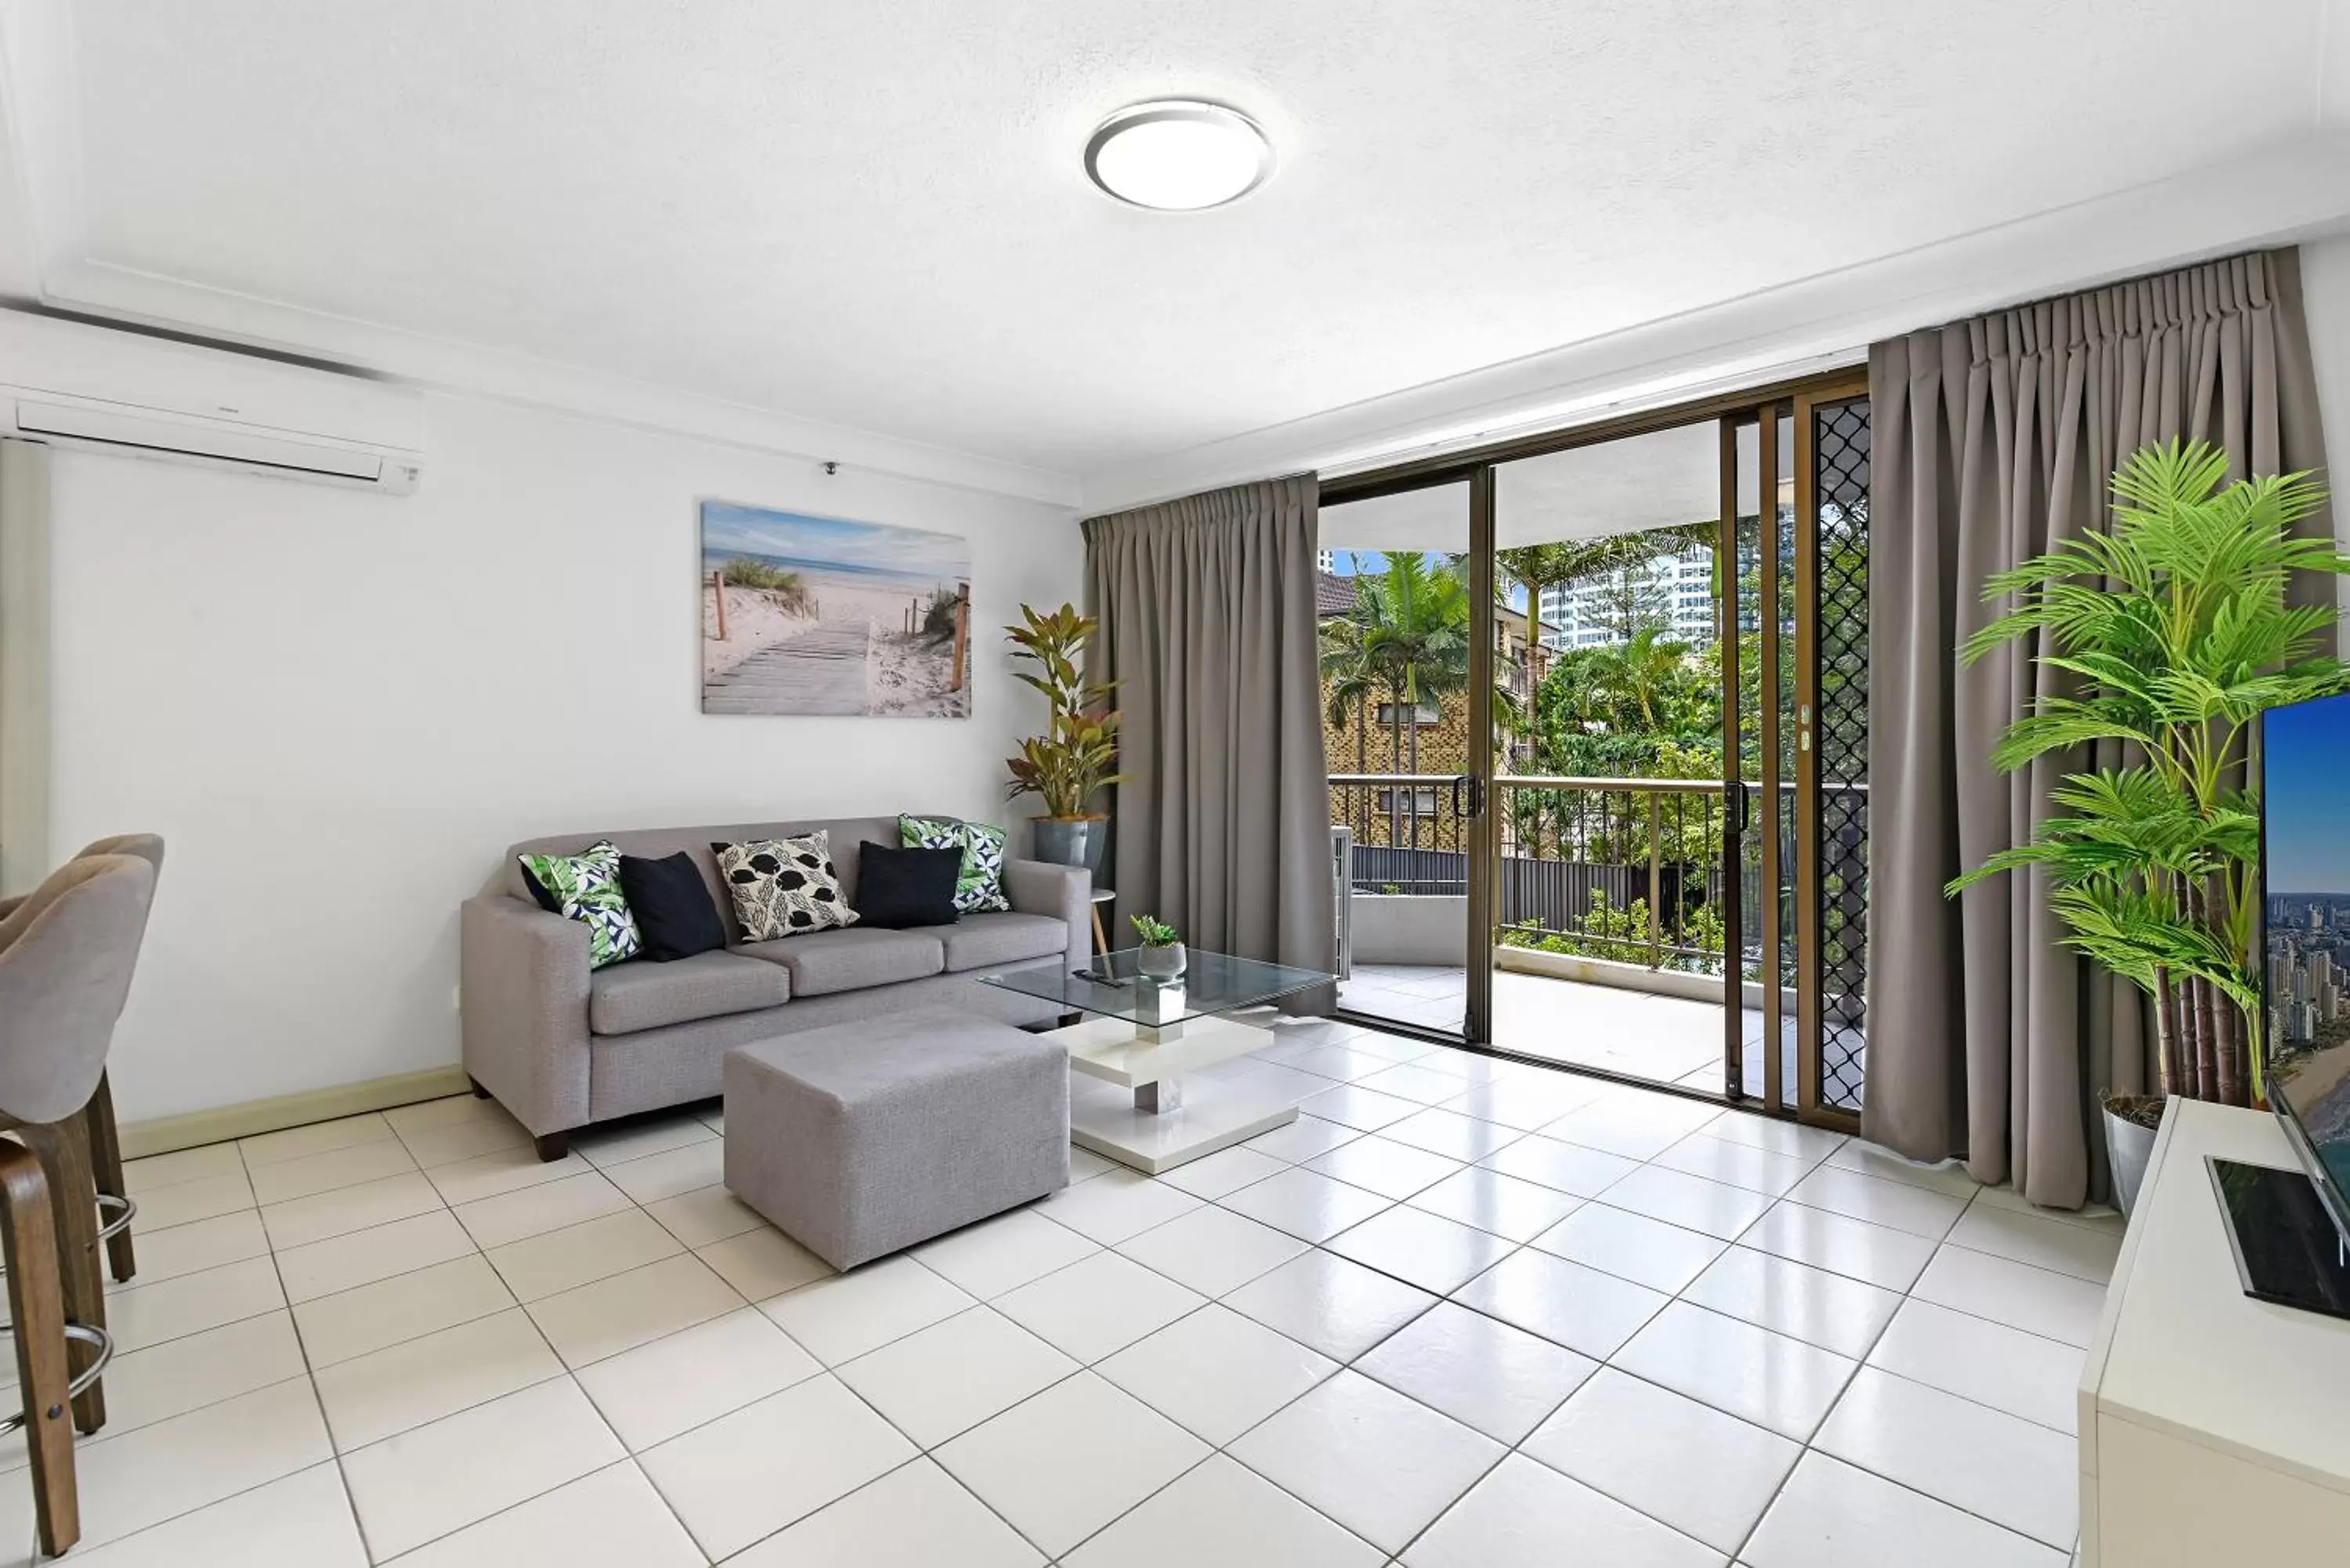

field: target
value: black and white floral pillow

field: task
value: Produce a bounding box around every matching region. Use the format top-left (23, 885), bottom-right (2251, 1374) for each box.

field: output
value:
top-left (711, 833), bottom-right (859, 941)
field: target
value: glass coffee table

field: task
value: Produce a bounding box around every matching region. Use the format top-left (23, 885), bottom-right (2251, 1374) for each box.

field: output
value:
top-left (981, 947), bottom-right (1336, 1174)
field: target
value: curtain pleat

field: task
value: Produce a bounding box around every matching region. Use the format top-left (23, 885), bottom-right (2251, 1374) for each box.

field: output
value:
top-left (1864, 248), bottom-right (2332, 1207)
top-left (1081, 475), bottom-right (1336, 978)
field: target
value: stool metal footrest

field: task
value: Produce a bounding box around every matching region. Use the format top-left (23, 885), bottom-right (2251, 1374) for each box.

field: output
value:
top-left (0, 1194), bottom-right (138, 1277)
top-left (0, 1321), bottom-right (113, 1435)
top-left (95, 1193), bottom-right (134, 1245)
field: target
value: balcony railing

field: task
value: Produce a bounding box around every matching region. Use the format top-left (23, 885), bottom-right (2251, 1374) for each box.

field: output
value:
top-left (1329, 772), bottom-right (1731, 974)
top-left (1495, 775), bottom-right (1729, 974)
top-left (1328, 772), bottom-right (1470, 870)
top-left (1329, 772), bottom-right (1872, 982)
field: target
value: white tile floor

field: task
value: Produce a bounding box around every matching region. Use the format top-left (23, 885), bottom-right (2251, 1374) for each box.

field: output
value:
top-left (8, 1015), bottom-right (2118, 1566)
top-left (1341, 964), bottom-right (1820, 1104)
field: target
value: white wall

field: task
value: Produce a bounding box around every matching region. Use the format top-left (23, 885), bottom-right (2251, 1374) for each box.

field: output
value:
top-left (2306, 236), bottom-right (2350, 565)
top-left (45, 396), bottom-right (1079, 1122)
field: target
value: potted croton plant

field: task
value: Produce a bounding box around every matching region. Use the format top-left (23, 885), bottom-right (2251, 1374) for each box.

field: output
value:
top-left (1949, 440), bottom-right (2350, 1214)
top-left (1004, 603), bottom-right (1123, 872)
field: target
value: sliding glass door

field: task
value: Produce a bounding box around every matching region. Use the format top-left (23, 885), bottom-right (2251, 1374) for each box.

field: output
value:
top-left (1317, 478), bottom-right (1494, 1042)
top-left (1486, 422), bottom-right (1736, 1088)
top-left (1720, 380), bottom-right (1871, 1126)
top-left (1317, 370), bottom-right (1871, 1129)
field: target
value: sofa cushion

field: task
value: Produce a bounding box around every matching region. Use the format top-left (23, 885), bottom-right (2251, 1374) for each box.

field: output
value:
top-left (713, 833), bottom-right (858, 940)
top-left (499, 817), bottom-right (898, 934)
top-left (854, 841), bottom-right (962, 929)
top-left (898, 815), bottom-right (1011, 913)
top-left (737, 927), bottom-right (944, 996)
top-left (589, 950), bottom-right (789, 1036)
top-left (516, 840), bottom-right (642, 970)
top-left (616, 851), bottom-right (728, 962)
top-left (940, 912), bottom-right (1072, 974)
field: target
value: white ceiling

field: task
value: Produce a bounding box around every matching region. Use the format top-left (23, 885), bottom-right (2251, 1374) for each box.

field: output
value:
top-left (5, 1), bottom-right (2348, 500)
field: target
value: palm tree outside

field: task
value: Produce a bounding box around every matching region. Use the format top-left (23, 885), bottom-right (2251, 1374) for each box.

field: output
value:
top-left (1318, 612), bottom-right (1377, 775)
top-left (1341, 553), bottom-right (1470, 840)
top-left (1596, 623), bottom-right (1693, 729)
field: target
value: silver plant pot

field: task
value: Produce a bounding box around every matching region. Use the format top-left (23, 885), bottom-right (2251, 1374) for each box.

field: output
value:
top-left (1137, 942), bottom-right (1186, 980)
top-left (1032, 817), bottom-right (1108, 873)
top-left (2103, 1098), bottom-right (2162, 1218)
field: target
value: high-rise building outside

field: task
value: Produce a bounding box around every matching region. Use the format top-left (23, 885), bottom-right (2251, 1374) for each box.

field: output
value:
top-left (1538, 546), bottom-right (1717, 650)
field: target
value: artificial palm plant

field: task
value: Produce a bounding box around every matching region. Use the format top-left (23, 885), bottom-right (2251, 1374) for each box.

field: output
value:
top-left (1949, 440), bottom-right (2349, 1115)
top-left (1003, 603), bottom-right (1123, 821)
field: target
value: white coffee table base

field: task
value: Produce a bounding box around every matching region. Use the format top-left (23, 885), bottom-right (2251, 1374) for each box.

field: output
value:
top-left (1068, 1077), bottom-right (1296, 1175)
top-left (1044, 1012), bottom-right (1301, 1175)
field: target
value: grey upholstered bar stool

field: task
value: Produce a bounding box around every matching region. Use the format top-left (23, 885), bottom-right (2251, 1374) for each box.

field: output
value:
top-left (0, 853), bottom-right (157, 1555)
top-left (0, 835), bottom-right (162, 1286)
top-left (63, 835), bottom-right (159, 1284)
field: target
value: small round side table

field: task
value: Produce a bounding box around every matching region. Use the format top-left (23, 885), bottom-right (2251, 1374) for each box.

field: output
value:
top-left (1089, 887), bottom-right (1116, 956)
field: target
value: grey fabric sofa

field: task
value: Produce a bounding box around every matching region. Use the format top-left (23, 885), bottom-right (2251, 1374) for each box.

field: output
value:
top-left (461, 816), bottom-right (1087, 1159)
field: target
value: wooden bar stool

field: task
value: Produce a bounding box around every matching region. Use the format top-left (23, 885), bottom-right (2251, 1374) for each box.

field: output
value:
top-left (0, 853), bottom-right (157, 1554)
top-left (0, 1139), bottom-right (83, 1559)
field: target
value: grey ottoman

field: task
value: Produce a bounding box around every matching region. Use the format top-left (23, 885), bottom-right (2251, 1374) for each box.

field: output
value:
top-left (721, 1006), bottom-right (1070, 1270)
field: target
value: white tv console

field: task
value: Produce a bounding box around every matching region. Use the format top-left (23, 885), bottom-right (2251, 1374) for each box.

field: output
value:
top-left (2079, 1097), bottom-right (2350, 1564)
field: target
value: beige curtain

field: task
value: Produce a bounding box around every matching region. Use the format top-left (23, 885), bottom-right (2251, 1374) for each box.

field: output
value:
top-left (1083, 475), bottom-right (1336, 978)
top-left (1865, 247), bottom-right (2333, 1206)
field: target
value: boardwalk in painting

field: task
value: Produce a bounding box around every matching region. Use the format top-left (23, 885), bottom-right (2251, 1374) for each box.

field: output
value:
top-left (702, 618), bottom-right (873, 715)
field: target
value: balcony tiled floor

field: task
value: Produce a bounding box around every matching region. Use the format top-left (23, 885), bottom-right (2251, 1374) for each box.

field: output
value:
top-left (1341, 964), bottom-right (1821, 1100)
top-left (24, 1014), bottom-right (2108, 1566)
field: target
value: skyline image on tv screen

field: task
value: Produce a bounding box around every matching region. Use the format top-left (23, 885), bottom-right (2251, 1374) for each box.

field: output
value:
top-left (2263, 690), bottom-right (2350, 1206)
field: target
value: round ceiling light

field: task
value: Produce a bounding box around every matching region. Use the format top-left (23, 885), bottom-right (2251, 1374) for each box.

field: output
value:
top-left (1084, 101), bottom-right (1273, 211)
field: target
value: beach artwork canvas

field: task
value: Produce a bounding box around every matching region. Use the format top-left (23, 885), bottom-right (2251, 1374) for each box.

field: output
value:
top-left (700, 500), bottom-right (972, 717)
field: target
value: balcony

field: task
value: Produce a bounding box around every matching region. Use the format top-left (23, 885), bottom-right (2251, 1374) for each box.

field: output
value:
top-left (1331, 772), bottom-right (1855, 1105)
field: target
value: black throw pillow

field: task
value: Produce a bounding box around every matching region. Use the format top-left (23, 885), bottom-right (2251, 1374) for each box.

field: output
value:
top-left (518, 863), bottom-right (562, 914)
top-left (616, 851), bottom-right (728, 962)
top-left (855, 841), bottom-right (963, 929)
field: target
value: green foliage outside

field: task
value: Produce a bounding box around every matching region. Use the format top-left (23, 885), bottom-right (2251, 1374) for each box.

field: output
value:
top-left (1320, 552), bottom-right (1520, 837)
top-left (1322, 514), bottom-right (1874, 982)
top-left (1499, 892), bottom-right (1728, 974)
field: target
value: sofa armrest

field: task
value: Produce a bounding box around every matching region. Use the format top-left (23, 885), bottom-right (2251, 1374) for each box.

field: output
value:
top-left (0, 894), bottom-right (21, 921)
top-left (460, 894), bottom-right (593, 1137)
top-left (1003, 858), bottom-right (1090, 974)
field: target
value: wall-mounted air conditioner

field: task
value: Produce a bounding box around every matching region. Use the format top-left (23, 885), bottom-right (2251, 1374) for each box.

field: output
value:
top-left (0, 310), bottom-right (423, 494)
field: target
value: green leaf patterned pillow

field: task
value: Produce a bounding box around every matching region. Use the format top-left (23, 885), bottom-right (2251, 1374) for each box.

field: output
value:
top-left (898, 815), bottom-right (1010, 913)
top-left (516, 840), bottom-right (642, 970)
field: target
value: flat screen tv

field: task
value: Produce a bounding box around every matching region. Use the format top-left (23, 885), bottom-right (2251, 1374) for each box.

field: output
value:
top-left (2257, 689), bottom-right (2350, 1267)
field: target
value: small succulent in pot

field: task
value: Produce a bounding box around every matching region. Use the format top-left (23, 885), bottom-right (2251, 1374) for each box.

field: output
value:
top-left (1130, 914), bottom-right (1186, 979)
